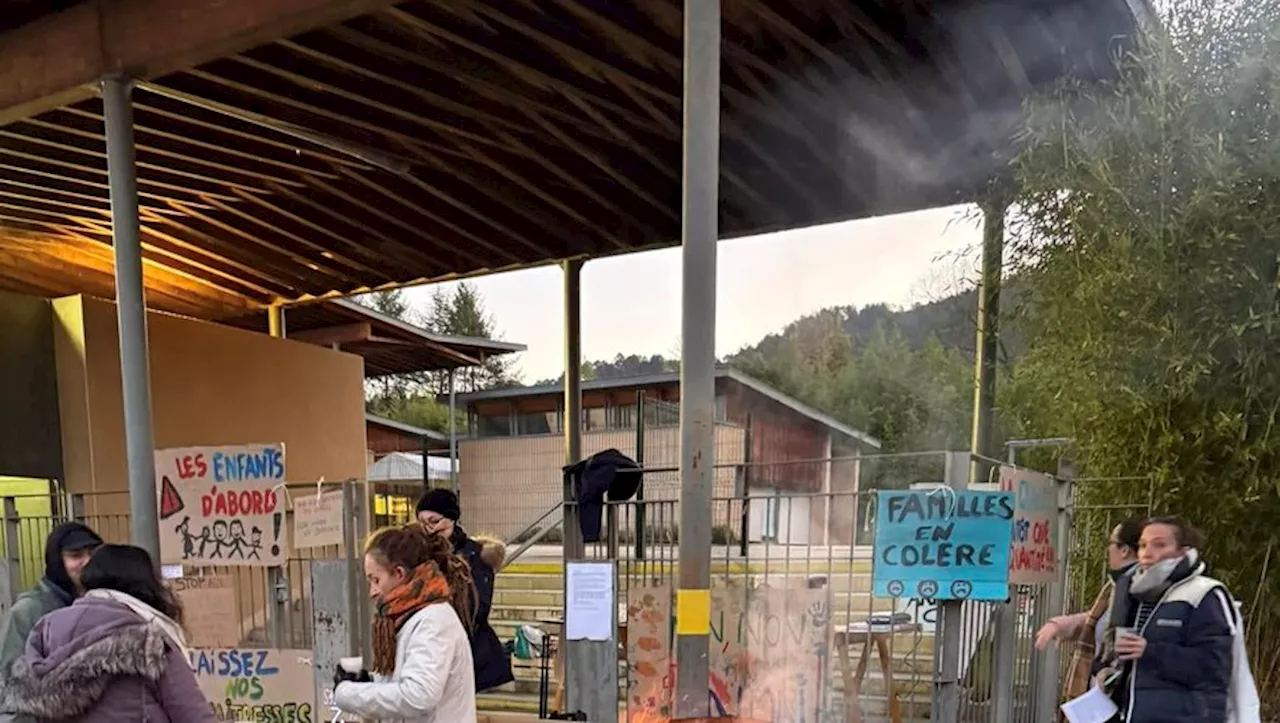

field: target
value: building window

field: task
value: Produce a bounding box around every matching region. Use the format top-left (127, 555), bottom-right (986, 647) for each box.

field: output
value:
top-left (607, 404), bottom-right (637, 429)
top-left (715, 394), bottom-right (728, 422)
top-left (475, 413), bottom-right (513, 438)
top-left (583, 407), bottom-right (607, 431)
top-left (515, 411), bottom-right (558, 436)
top-left (644, 399), bottom-right (680, 427)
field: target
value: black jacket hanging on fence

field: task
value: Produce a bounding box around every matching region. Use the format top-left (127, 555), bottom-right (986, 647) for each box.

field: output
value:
top-left (565, 449), bottom-right (642, 543)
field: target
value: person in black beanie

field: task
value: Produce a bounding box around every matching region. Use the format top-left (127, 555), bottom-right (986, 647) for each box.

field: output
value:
top-left (417, 488), bottom-right (514, 693)
top-left (0, 521), bottom-right (103, 707)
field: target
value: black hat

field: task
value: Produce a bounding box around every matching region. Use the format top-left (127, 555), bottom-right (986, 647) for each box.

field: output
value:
top-left (44, 522), bottom-right (103, 599)
top-left (416, 488), bottom-right (460, 522)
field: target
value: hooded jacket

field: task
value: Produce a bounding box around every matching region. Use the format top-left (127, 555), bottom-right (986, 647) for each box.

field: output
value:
top-left (0, 595), bottom-right (215, 722)
top-left (452, 526), bottom-right (514, 692)
top-left (0, 522), bottom-right (104, 716)
top-left (1098, 553), bottom-right (1234, 723)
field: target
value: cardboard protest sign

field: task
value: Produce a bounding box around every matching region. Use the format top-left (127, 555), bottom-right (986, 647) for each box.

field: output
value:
top-left (1000, 465), bottom-right (1059, 585)
top-left (156, 444), bottom-right (288, 566)
top-left (191, 648), bottom-right (315, 722)
top-left (293, 490), bottom-right (344, 549)
top-left (873, 489), bottom-right (1015, 601)
top-left (173, 574), bottom-right (240, 648)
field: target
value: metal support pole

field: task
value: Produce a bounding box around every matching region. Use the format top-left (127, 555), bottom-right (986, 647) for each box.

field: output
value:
top-left (103, 75), bottom-right (160, 559)
top-left (560, 258), bottom-right (614, 720)
top-left (934, 452), bottom-right (971, 723)
top-left (738, 414), bottom-right (753, 558)
top-left (674, 1), bottom-right (720, 716)
top-left (970, 198), bottom-right (1006, 480)
top-left (448, 368), bottom-right (458, 492)
top-left (562, 259), bottom-right (585, 561)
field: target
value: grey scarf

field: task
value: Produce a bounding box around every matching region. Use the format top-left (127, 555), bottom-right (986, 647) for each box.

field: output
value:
top-left (1100, 549), bottom-right (1204, 673)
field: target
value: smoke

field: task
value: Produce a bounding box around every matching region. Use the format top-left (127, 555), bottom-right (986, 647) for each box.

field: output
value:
top-left (729, 0), bottom-right (1144, 225)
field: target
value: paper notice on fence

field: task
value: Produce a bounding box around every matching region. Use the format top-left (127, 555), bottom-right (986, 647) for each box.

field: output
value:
top-left (1061, 685), bottom-right (1119, 723)
top-left (174, 574), bottom-right (239, 648)
top-left (293, 490), bottom-right (344, 549)
top-left (565, 561), bottom-right (614, 641)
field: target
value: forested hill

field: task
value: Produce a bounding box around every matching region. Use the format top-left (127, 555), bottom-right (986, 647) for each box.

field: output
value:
top-left (739, 289), bottom-right (980, 363)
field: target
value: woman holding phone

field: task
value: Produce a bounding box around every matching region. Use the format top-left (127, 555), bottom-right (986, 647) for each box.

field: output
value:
top-left (1094, 516), bottom-right (1236, 723)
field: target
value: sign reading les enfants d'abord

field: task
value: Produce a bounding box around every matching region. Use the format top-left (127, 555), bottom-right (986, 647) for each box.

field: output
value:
top-left (873, 489), bottom-right (1015, 601)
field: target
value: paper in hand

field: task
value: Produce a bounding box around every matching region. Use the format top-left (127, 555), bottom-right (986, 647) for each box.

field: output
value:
top-left (1060, 685), bottom-right (1119, 723)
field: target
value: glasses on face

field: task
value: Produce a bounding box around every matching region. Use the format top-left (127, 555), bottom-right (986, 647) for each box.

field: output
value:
top-left (421, 515), bottom-right (446, 529)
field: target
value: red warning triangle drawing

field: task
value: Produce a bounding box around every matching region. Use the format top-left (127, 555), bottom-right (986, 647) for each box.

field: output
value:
top-left (159, 476), bottom-right (185, 520)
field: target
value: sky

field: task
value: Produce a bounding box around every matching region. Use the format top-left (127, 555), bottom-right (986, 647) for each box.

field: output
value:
top-left (403, 204), bottom-right (984, 382)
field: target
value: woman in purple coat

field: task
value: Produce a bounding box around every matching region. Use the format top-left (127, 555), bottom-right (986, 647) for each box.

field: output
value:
top-left (0, 544), bottom-right (216, 722)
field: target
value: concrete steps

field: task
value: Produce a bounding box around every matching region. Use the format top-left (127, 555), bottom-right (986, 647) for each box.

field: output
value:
top-left (480, 561), bottom-right (938, 716)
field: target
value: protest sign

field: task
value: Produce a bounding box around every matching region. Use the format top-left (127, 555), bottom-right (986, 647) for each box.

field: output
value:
top-left (873, 489), bottom-right (1015, 601)
top-left (293, 490), bottom-right (344, 549)
top-left (191, 648), bottom-right (315, 722)
top-left (1000, 465), bottom-right (1059, 585)
top-left (156, 444), bottom-right (288, 566)
top-left (173, 574), bottom-right (240, 648)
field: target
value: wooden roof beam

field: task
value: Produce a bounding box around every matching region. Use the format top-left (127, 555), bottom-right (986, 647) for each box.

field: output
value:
top-left (0, 0), bottom-right (398, 125)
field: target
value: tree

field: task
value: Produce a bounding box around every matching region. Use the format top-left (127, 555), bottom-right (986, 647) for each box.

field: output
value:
top-left (1006, 0), bottom-right (1280, 704)
top-left (356, 283), bottom-right (517, 432)
top-left (425, 282), bottom-right (516, 393)
top-left (361, 289), bottom-right (425, 403)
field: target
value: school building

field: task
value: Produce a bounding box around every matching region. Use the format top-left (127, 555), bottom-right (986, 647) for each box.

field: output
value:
top-left (453, 368), bottom-right (880, 545)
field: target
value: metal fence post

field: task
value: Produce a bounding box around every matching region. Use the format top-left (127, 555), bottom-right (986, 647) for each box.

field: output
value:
top-left (341, 481), bottom-right (360, 654)
top-left (354, 482), bottom-right (373, 666)
top-left (634, 391), bottom-right (646, 560)
top-left (1033, 456), bottom-right (1077, 720)
top-left (991, 451), bottom-right (1018, 722)
top-left (2, 498), bottom-right (20, 611)
top-left (934, 451), bottom-right (970, 723)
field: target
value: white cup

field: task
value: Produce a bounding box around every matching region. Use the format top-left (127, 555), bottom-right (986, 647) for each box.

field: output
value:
top-left (339, 656), bottom-right (363, 674)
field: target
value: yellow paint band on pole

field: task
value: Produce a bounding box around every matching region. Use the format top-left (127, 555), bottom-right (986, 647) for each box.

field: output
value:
top-left (675, 588), bottom-right (712, 635)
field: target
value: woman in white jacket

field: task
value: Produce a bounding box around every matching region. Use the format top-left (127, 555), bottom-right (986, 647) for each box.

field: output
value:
top-left (333, 524), bottom-right (478, 723)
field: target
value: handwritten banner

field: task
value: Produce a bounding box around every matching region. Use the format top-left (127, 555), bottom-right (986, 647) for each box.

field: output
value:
top-left (873, 489), bottom-right (1015, 601)
top-left (625, 584), bottom-right (831, 723)
top-left (1000, 466), bottom-right (1059, 585)
top-left (174, 574), bottom-right (239, 647)
top-left (626, 586), bottom-right (673, 720)
top-left (191, 648), bottom-right (315, 722)
top-left (156, 444), bottom-right (288, 566)
top-left (293, 490), bottom-right (344, 549)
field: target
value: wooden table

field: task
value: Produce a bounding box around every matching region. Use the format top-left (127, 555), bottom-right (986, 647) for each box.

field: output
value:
top-left (834, 621), bottom-right (923, 723)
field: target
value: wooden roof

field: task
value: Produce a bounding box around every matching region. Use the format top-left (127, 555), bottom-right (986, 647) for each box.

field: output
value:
top-left (223, 297), bottom-right (525, 375)
top-left (0, 0), bottom-right (1147, 320)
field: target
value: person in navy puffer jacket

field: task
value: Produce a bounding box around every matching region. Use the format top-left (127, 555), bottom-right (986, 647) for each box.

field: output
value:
top-left (1094, 516), bottom-right (1235, 723)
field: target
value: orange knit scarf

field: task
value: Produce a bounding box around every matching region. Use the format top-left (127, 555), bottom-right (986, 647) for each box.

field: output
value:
top-left (370, 561), bottom-right (452, 675)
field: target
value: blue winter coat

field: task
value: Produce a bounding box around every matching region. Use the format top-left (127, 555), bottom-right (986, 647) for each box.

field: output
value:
top-left (1102, 569), bottom-right (1235, 723)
